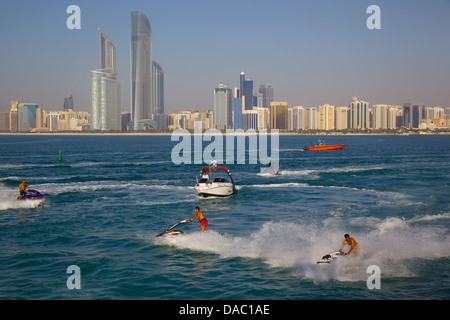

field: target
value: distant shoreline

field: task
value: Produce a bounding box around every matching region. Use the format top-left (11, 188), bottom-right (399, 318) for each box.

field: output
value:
top-left (1, 131), bottom-right (449, 136)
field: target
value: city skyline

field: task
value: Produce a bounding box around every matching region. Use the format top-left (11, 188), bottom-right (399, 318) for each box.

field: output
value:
top-left (1, 0), bottom-right (450, 114)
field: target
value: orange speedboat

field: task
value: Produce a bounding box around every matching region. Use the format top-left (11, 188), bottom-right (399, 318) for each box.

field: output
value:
top-left (304, 140), bottom-right (347, 151)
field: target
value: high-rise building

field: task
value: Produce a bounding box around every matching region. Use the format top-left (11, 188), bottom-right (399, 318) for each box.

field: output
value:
top-left (372, 104), bottom-right (388, 129)
top-left (90, 29), bottom-right (121, 131)
top-left (17, 103), bottom-right (38, 132)
top-left (256, 107), bottom-right (270, 130)
top-left (100, 29), bottom-right (116, 70)
top-left (9, 100), bottom-right (18, 132)
top-left (64, 95), bottom-right (74, 111)
top-left (402, 103), bottom-right (411, 128)
top-left (387, 106), bottom-right (401, 129)
top-left (243, 108), bottom-right (258, 130)
top-left (292, 106), bottom-right (305, 130)
top-left (319, 104), bottom-right (335, 130)
top-left (152, 61), bottom-right (164, 115)
top-left (403, 103), bottom-right (424, 129)
top-left (305, 107), bottom-right (318, 130)
top-left (214, 83), bottom-right (233, 130)
top-left (412, 103), bottom-right (425, 128)
top-left (259, 84), bottom-right (274, 108)
top-left (130, 11), bottom-right (152, 130)
top-left (270, 102), bottom-right (288, 130)
top-left (239, 72), bottom-right (254, 110)
top-left (233, 97), bottom-right (243, 130)
top-left (0, 112), bottom-right (9, 131)
top-left (335, 107), bottom-right (349, 130)
top-left (350, 97), bottom-right (370, 129)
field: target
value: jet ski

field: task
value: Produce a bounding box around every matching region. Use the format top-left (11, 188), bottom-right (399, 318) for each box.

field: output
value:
top-left (260, 167), bottom-right (281, 176)
top-left (157, 219), bottom-right (190, 237)
top-left (17, 189), bottom-right (44, 201)
top-left (317, 250), bottom-right (343, 264)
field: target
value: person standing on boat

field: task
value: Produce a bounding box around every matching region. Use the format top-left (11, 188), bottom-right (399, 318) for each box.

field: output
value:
top-left (190, 206), bottom-right (208, 232)
top-left (18, 179), bottom-right (29, 200)
top-left (339, 234), bottom-right (360, 256)
top-left (209, 157), bottom-right (217, 174)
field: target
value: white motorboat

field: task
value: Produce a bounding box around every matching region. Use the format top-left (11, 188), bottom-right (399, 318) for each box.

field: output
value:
top-left (195, 166), bottom-right (236, 197)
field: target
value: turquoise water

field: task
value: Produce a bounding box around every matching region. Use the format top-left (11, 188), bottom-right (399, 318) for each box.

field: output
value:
top-left (0, 134), bottom-right (449, 300)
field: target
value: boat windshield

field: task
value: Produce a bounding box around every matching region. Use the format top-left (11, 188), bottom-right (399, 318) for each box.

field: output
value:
top-left (199, 178), bottom-right (208, 183)
top-left (213, 178), bottom-right (229, 183)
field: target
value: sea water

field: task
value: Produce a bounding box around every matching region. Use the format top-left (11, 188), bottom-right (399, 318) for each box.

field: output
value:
top-left (0, 134), bottom-right (449, 300)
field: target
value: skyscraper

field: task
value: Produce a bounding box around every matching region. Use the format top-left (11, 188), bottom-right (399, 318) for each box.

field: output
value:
top-left (90, 29), bottom-right (121, 131)
top-left (270, 102), bottom-right (288, 130)
top-left (130, 11), bottom-right (152, 130)
top-left (152, 61), bottom-right (164, 115)
top-left (319, 104), bottom-right (335, 130)
top-left (64, 95), bottom-right (74, 111)
top-left (259, 84), bottom-right (274, 108)
top-left (214, 83), bottom-right (232, 130)
top-left (349, 97), bottom-right (370, 129)
top-left (100, 30), bottom-right (116, 70)
top-left (17, 103), bottom-right (37, 132)
top-left (239, 72), bottom-right (254, 110)
top-left (9, 100), bottom-right (18, 132)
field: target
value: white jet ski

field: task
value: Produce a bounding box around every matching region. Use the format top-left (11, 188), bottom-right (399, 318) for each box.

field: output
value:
top-left (157, 219), bottom-right (190, 237)
top-left (195, 166), bottom-right (236, 197)
top-left (260, 167), bottom-right (281, 176)
top-left (317, 250), bottom-right (343, 264)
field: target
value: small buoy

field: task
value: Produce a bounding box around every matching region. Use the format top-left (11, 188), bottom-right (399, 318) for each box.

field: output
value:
top-left (57, 150), bottom-right (63, 161)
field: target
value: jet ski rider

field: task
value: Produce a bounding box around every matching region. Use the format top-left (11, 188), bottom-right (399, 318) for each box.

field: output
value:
top-left (18, 179), bottom-right (29, 200)
top-left (190, 206), bottom-right (208, 232)
top-left (339, 234), bottom-right (360, 256)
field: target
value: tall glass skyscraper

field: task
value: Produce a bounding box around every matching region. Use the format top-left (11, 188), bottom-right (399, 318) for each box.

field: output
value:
top-left (152, 61), bottom-right (164, 115)
top-left (17, 103), bottom-right (38, 132)
top-left (90, 29), bottom-right (121, 131)
top-left (100, 29), bottom-right (116, 70)
top-left (259, 84), bottom-right (274, 108)
top-left (214, 83), bottom-right (233, 130)
top-left (239, 72), bottom-right (254, 110)
top-left (130, 11), bottom-right (152, 130)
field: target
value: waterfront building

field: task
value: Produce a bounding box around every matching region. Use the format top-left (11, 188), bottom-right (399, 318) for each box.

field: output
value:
top-left (243, 108), bottom-right (258, 130)
top-left (259, 84), bottom-right (274, 108)
top-left (35, 108), bottom-right (46, 130)
top-left (152, 61), bottom-right (164, 115)
top-left (0, 112), bottom-right (9, 131)
top-left (253, 93), bottom-right (263, 108)
top-left (239, 72), bottom-right (254, 110)
top-left (233, 97), bottom-right (243, 129)
top-left (90, 29), bottom-right (121, 131)
top-left (46, 112), bottom-right (59, 132)
top-left (9, 100), bottom-right (18, 132)
top-left (17, 103), bottom-right (38, 132)
top-left (64, 95), bottom-right (74, 111)
top-left (350, 97), bottom-right (370, 129)
top-left (256, 107), bottom-right (270, 130)
top-left (372, 104), bottom-right (388, 129)
top-left (130, 11), bottom-right (152, 130)
top-left (270, 102), bottom-right (288, 130)
top-left (305, 107), bottom-right (318, 130)
top-left (335, 106), bottom-right (348, 130)
top-left (214, 83), bottom-right (233, 130)
top-left (319, 104), bottom-right (335, 130)
top-left (385, 106), bottom-right (397, 129)
top-left (292, 106), bottom-right (305, 130)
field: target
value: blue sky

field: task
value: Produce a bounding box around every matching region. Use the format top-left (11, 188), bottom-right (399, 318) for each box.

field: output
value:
top-left (1, 0), bottom-right (449, 113)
